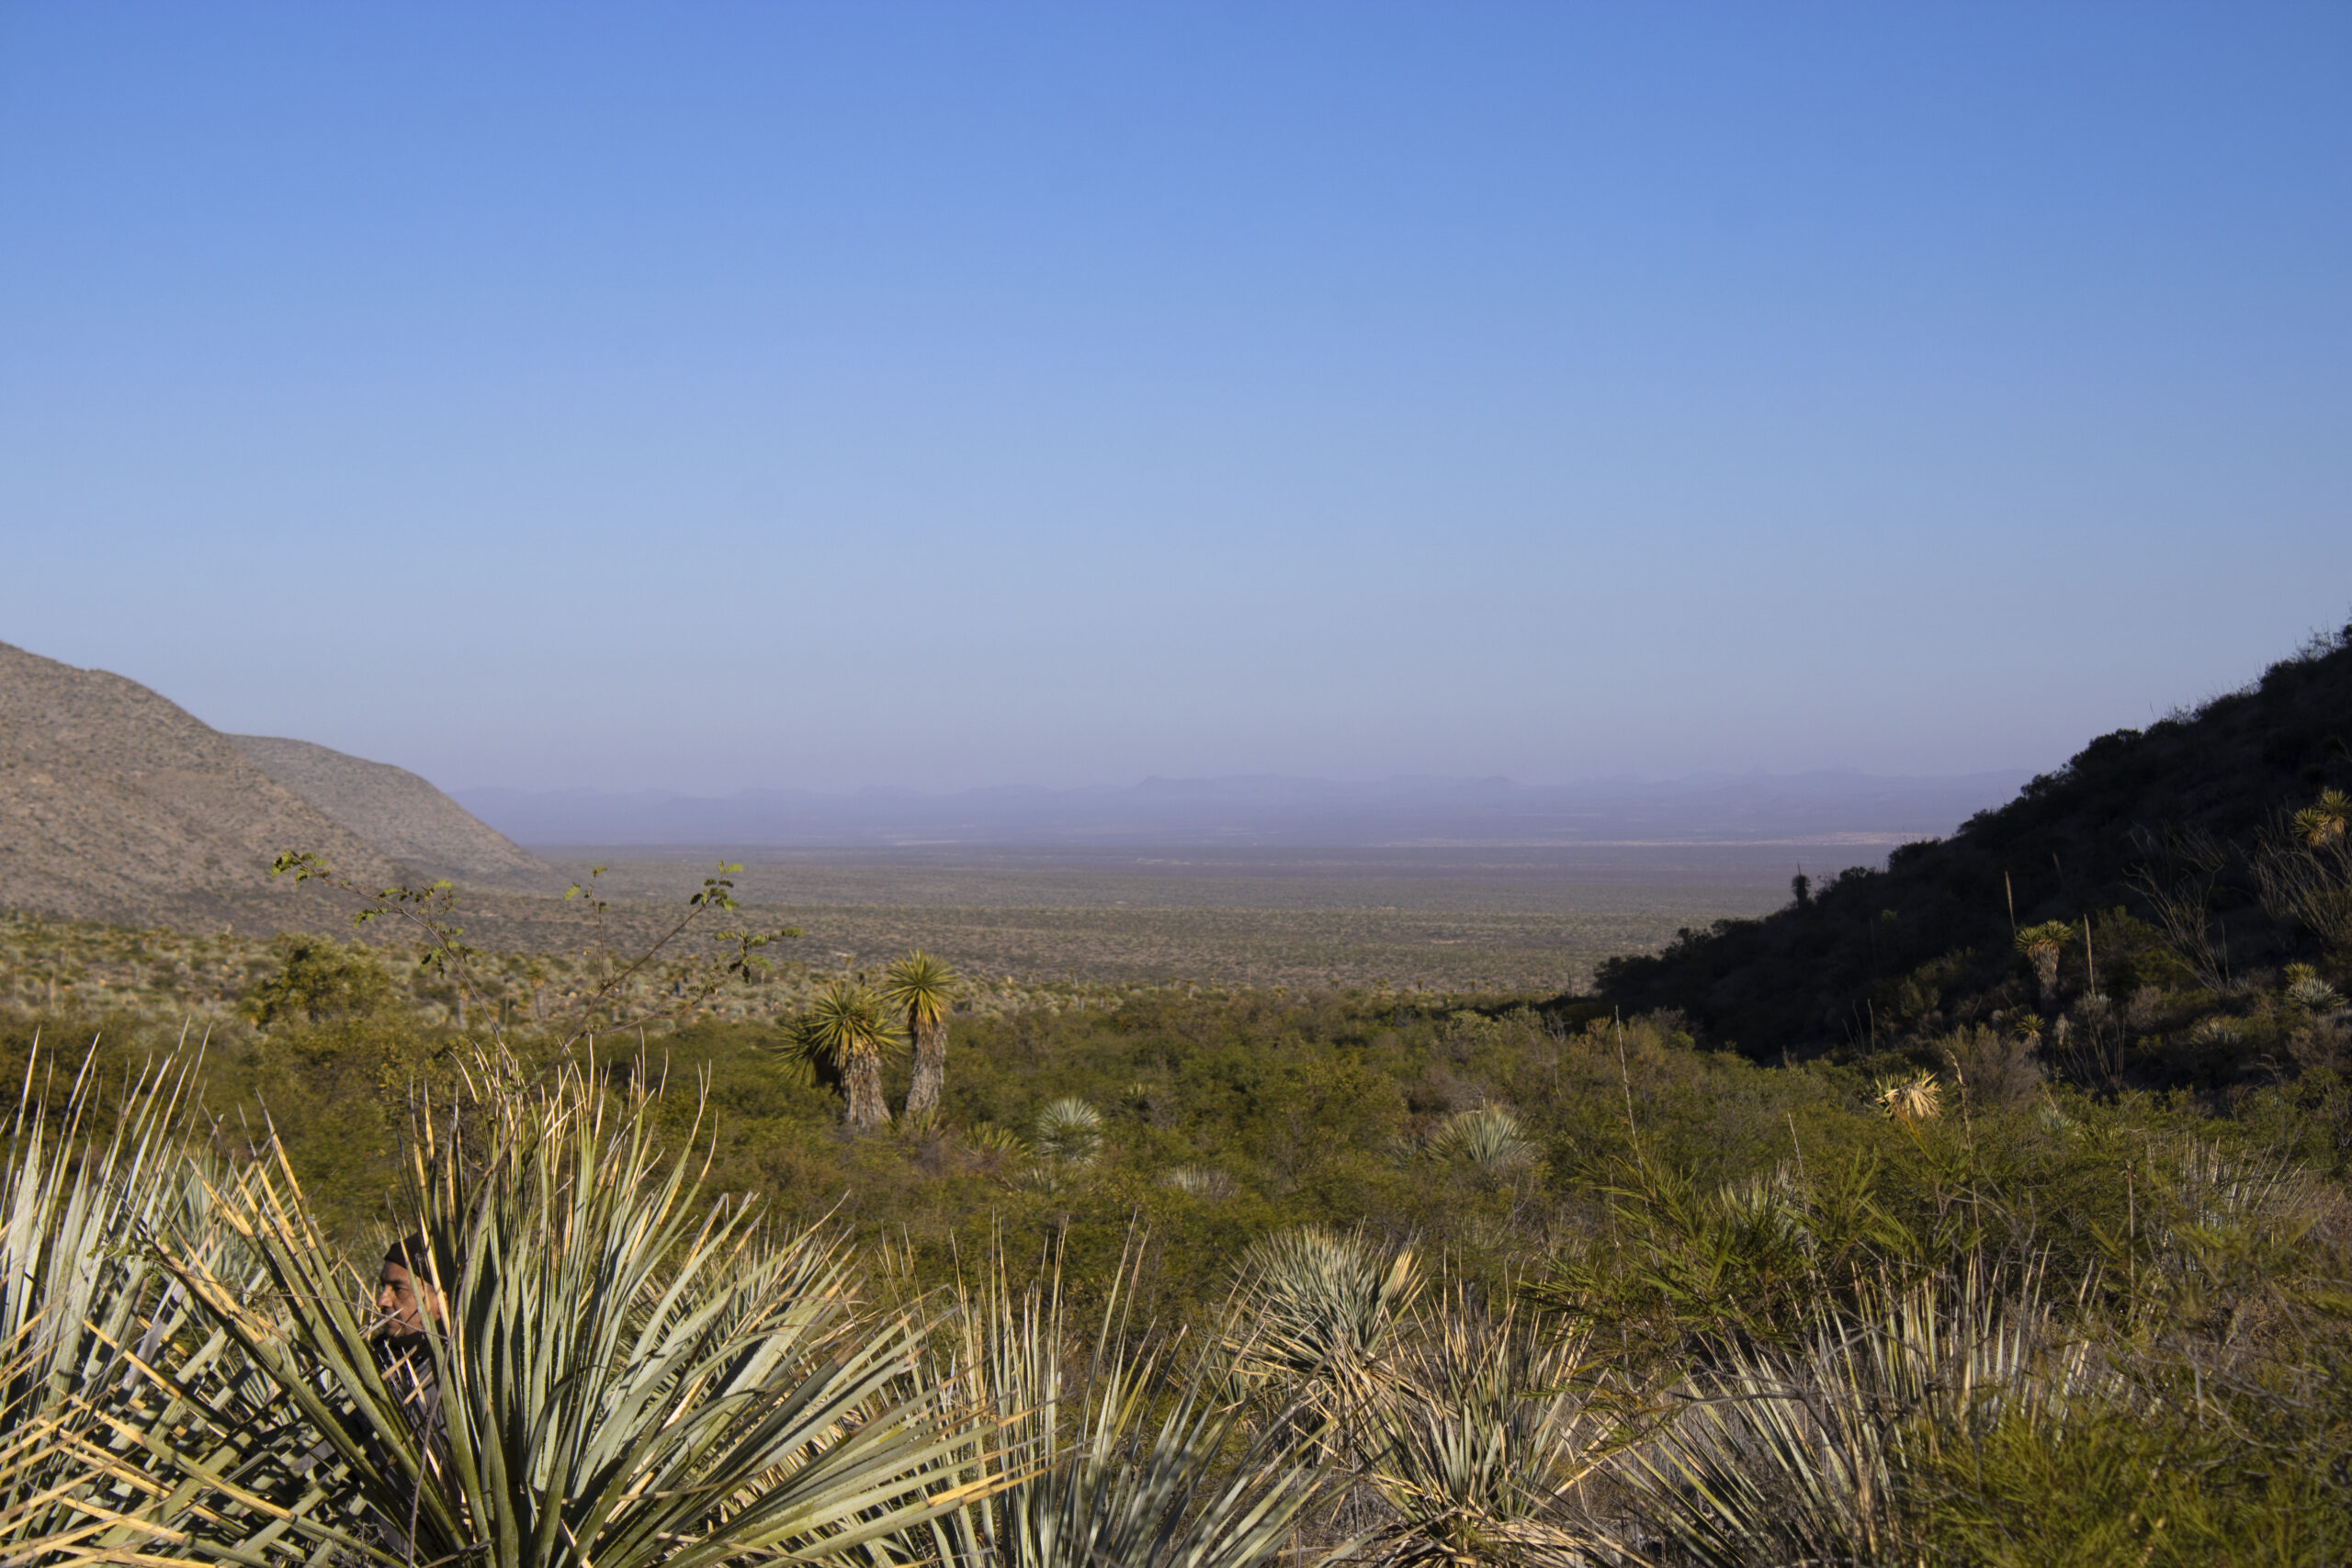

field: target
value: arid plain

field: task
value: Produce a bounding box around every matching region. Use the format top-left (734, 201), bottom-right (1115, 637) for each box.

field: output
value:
top-left (520, 842), bottom-right (1866, 992)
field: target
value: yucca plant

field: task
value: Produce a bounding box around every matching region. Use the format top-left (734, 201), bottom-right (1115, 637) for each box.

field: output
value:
top-left (2256, 790), bottom-right (2352, 954)
top-left (2014, 920), bottom-right (2075, 1003)
top-left (789, 980), bottom-right (906, 1131)
top-left (1161, 1164), bottom-right (1237, 1201)
top-left (882, 950), bottom-right (958, 1120)
top-left (150, 1048), bottom-right (988, 1568)
top-left (1227, 1224), bottom-right (1422, 1482)
top-left (2293, 787), bottom-right (2350, 847)
top-left (2282, 963), bottom-right (2343, 1010)
top-left (921, 1239), bottom-right (1343, 1568)
top-left (961, 1121), bottom-right (1030, 1167)
top-left (1233, 1226), bottom-right (1420, 1390)
top-left (1871, 1070), bottom-right (1942, 1123)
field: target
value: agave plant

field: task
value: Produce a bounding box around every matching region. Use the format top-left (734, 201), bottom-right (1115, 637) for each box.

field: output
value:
top-left (921, 1241), bottom-right (1342, 1568)
top-left (151, 1049), bottom-right (988, 1568)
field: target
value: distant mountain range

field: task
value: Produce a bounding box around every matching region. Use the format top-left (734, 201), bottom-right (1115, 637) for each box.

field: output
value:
top-left (0, 635), bottom-right (2038, 933)
top-left (454, 769), bottom-right (2035, 850)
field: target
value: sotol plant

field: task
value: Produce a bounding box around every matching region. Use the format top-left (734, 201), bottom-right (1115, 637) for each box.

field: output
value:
top-left (1430, 1106), bottom-right (1540, 1181)
top-left (922, 1240), bottom-right (1342, 1568)
top-left (1623, 1263), bottom-right (2101, 1568)
top-left (0, 1049), bottom-right (307, 1563)
top-left (1347, 1293), bottom-right (1624, 1568)
top-left (1033, 1097), bottom-right (1106, 1166)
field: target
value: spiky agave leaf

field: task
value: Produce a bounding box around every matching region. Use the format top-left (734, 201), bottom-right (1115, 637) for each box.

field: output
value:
top-left (152, 1049), bottom-right (990, 1568)
top-left (922, 1236), bottom-right (1344, 1568)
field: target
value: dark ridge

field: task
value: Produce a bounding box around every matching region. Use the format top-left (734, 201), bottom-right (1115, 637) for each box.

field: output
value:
top-left (1591, 624), bottom-right (2352, 1078)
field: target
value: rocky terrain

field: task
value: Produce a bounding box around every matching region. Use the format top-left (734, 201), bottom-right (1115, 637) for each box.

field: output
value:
top-left (232, 734), bottom-right (551, 889)
top-left (0, 641), bottom-right (541, 929)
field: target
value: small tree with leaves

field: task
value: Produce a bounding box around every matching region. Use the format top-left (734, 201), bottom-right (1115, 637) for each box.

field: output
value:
top-left (249, 933), bottom-right (397, 1026)
top-left (269, 852), bottom-right (795, 1049)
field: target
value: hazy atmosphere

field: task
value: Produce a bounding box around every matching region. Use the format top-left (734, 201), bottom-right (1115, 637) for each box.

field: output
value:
top-left (5, 4), bottom-right (2347, 795)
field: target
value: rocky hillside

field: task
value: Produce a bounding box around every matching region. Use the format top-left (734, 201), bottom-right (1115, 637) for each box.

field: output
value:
top-left (0, 641), bottom-right (548, 930)
top-left (232, 735), bottom-right (550, 889)
top-left (1594, 624), bottom-right (2352, 1078)
top-left (0, 642), bottom-right (401, 928)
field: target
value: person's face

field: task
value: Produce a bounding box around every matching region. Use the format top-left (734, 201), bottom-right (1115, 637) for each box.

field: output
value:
top-left (376, 1261), bottom-right (429, 1336)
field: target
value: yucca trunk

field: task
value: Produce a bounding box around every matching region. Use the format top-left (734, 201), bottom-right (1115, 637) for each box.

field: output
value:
top-left (905, 1019), bottom-right (947, 1117)
top-left (2032, 947), bottom-right (2061, 1001)
top-left (847, 1043), bottom-right (892, 1130)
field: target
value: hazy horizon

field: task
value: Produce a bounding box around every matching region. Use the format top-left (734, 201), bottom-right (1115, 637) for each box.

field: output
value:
top-left (447, 764), bottom-right (2034, 850)
top-left (5, 6), bottom-right (2346, 795)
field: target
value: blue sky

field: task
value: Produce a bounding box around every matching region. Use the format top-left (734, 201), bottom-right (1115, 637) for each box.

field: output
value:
top-left (3, 3), bottom-right (2346, 794)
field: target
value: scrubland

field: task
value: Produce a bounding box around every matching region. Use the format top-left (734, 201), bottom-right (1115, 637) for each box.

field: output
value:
top-left (5, 898), bottom-right (2346, 1563)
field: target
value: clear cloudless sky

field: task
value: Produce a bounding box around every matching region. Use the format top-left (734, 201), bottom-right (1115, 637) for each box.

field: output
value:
top-left (2, 2), bottom-right (2347, 794)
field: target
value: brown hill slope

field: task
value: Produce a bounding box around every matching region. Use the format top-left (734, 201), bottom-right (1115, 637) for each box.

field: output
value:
top-left (0, 641), bottom-right (396, 929)
top-left (231, 735), bottom-right (551, 889)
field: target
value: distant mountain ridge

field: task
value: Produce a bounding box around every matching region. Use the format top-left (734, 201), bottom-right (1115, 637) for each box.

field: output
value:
top-left (455, 768), bottom-right (2033, 850)
top-left (0, 640), bottom-right (548, 929)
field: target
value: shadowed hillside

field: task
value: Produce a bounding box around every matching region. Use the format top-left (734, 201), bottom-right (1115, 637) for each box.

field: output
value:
top-left (0, 641), bottom-right (394, 927)
top-left (232, 734), bottom-right (553, 889)
top-left (1596, 624), bottom-right (2352, 1079)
